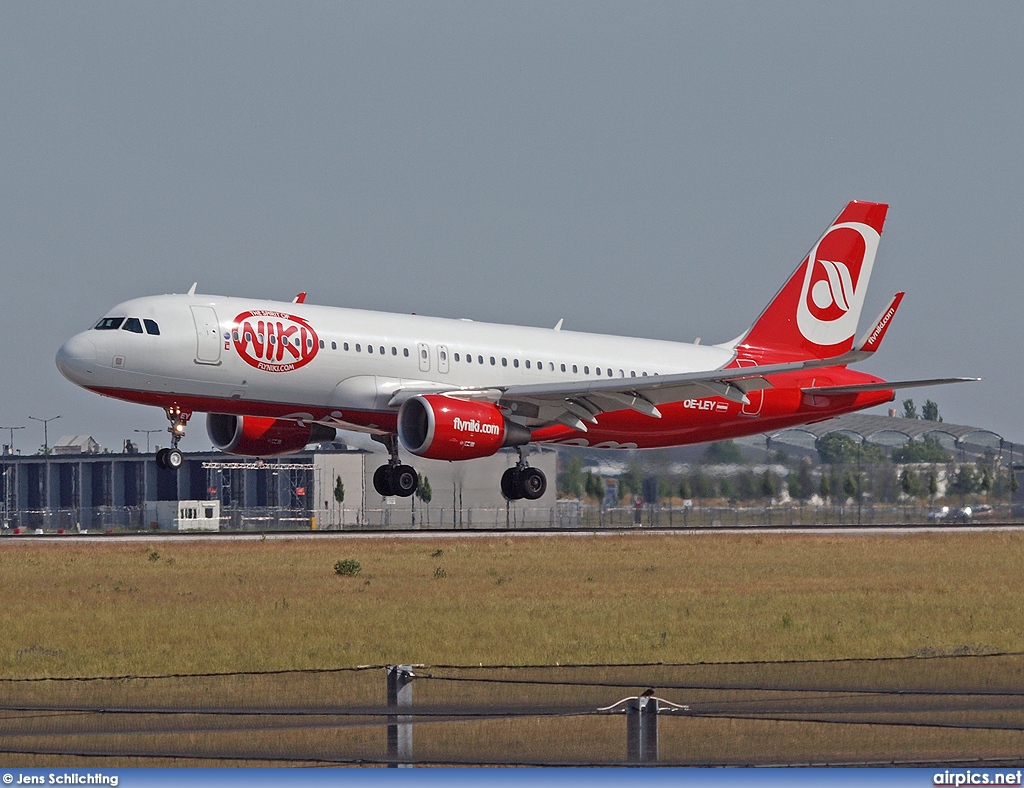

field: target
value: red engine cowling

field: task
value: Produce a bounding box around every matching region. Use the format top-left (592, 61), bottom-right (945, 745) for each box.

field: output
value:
top-left (207, 414), bottom-right (336, 458)
top-left (398, 395), bottom-right (530, 460)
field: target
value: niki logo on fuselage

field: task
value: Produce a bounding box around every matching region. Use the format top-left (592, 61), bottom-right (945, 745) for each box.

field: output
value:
top-left (795, 221), bottom-right (881, 348)
top-left (232, 311), bottom-right (319, 373)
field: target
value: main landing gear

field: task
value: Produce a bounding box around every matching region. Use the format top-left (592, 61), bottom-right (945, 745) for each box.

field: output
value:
top-left (501, 448), bottom-right (547, 501)
top-left (372, 434), bottom-right (419, 498)
top-left (155, 406), bottom-right (191, 471)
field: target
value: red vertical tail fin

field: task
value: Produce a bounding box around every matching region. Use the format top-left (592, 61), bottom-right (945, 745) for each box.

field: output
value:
top-left (731, 201), bottom-right (889, 362)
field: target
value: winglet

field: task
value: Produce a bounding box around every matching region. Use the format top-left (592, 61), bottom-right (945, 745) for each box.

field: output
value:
top-left (187, 282), bottom-right (197, 296)
top-left (553, 319), bottom-right (564, 331)
top-left (293, 292), bottom-right (307, 304)
top-left (855, 291), bottom-right (904, 354)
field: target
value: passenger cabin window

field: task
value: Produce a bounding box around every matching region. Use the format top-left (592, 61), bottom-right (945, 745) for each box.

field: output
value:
top-left (143, 319), bottom-right (160, 335)
top-left (122, 317), bottom-right (144, 334)
top-left (95, 317), bottom-right (125, 330)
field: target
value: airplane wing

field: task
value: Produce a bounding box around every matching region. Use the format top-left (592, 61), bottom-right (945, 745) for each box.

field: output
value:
top-left (386, 352), bottom-right (872, 432)
top-left (802, 377), bottom-right (979, 395)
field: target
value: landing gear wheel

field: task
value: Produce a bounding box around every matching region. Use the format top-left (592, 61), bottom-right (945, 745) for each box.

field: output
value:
top-left (156, 448), bottom-right (169, 470)
top-left (390, 464), bottom-right (418, 498)
top-left (165, 448), bottom-right (184, 470)
top-left (373, 465), bottom-right (394, 497)
top-left (519, 467), bottom-right (547, 500)
top-left (501, 467), bottom-right (523, 501)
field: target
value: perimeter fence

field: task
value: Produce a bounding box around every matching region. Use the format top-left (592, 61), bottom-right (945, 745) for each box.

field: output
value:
top-left (5, 501), bottom-right (1022, 535)
top-left (5, 653), bottom-right (1024, 766)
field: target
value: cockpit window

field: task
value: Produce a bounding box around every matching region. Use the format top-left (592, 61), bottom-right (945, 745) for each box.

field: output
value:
top-left (144, 319), bottom-right (160, 335)
top-left (122, 317), bottom-right (144, 334)
top-left (94, 317), bottom-right (125, 330)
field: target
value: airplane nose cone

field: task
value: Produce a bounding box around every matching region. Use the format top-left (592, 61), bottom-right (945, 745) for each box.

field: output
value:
top-left (56, 334), bottom-right (97, 383)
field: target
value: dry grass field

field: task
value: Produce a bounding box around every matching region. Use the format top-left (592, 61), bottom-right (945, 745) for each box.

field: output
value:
top-left (2, 531), bottom-right (1024, 677)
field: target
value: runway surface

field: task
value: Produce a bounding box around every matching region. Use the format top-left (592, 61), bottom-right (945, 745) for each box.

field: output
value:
top-left (4, 521), bottom-right (1024, 543)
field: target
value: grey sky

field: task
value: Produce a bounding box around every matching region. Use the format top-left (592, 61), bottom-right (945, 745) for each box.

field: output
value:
top-left (2, 2), bottom-right (1021, 453)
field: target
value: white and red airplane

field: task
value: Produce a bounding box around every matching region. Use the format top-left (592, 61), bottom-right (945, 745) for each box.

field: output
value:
top-left (56, 201), bottom-right (974, 500)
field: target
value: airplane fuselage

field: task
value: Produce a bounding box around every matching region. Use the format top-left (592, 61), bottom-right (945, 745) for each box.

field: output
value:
top-left (57, 292), bottom-right (891, 451)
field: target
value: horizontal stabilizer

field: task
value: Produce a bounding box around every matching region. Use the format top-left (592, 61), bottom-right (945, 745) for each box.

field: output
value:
top-left (802, 377), bottom-right (979, 395)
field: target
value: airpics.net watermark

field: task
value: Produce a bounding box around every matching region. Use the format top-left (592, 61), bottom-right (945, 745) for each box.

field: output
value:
top-left (3, 775), bottom-right (118, 787)
top-left (935, 771), bottom-right (1023, 786)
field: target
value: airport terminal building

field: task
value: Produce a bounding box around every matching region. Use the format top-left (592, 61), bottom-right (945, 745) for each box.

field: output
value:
top-left (0, 439), bottom-right (558, 533)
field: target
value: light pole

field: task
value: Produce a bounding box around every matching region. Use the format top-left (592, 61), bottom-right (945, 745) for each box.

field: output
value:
top-left (134, 429), bottom-right (161, 453)
top-left (29, 415), bottom-right (61, 528)
top-left (0, 426), bottom-right (25, 455)
top-left (29, 415), bottom-right (61, 455)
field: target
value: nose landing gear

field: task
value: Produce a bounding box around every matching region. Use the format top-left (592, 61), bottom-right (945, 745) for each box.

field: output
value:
top-left (501, 448), bottom-right (547, 501)
top-left (371, 434), bottom-right (419, 498)
top-left (156, 406), bottom-right (191, 470)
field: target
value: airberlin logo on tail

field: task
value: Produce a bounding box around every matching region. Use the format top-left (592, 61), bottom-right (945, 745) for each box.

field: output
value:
top-left (232, 311), bottom-right (319, 373)
top-left (796, 222), bottom-right (881, 348)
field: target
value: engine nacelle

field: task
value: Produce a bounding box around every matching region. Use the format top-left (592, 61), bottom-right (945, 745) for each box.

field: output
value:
top-left (398, 395), bottom-right (531, 461)
top-left (207, 414), bottom-right (337, 458)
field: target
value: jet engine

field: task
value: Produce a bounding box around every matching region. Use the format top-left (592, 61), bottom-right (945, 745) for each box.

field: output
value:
top-left (397, 395), bottom-right (530, 461)
top-left (207, 414), bottom-right (337, 458)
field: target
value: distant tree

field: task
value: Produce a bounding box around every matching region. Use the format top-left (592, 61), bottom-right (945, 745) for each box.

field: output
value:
top-left (843, 472), bottom-right (859, 500)
top-left (980, 466), bottom-right (992, 495)
top-left (921, 399), bottom-right (942, 422)
top-left (688, 469), bottom-right (716, 500)
top-left (619, 463), bottom-right (644, 499)
top-left (416, 474), bottom-right (432, 504)
top-left (735, 470), bottom-right (757, 501)
top-left (719, 476), bottom-right (733, 501)
top-left (902, 399), bottom-right (918, 419)
top-left (333, 475), bottom-right (345, 505)
top-left (702, 440), bottom-right (743, 464)
top-left (557, 454), bottom-right (584, 498)
top-left (928, 471), bottom-right (939, 500)
top-left (817, 433), bottom-right (887, 465)
top-left (819, 472), bottom-right (832, 501)
top-left (948, 465), bottom-right (980, 496)
top-left (787, 460), bottom-right (814, 502)
top-left (761, 470), bottom-right (780, 500)
top-left (678, 477), bottom-right (693, 500)
top-left (891, 436), bottom-right (952, 464)
top-left (585, 473), bottom-right (604, 501)
top-left (900, 468), bottom-right (921, 498)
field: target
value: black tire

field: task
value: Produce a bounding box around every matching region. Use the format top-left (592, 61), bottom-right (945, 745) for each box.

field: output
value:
top-left (390, 464), bottom-right (418, 497)
top-left (166, 448), bottom-right (184, 470)
top-left (373, 465), bottom-right (394, 497)
top-left (520, 467), bottom-right (547, 500)
top-left (501, 467), bottom-right (523, 500)
top-left (155, 448), bottom-right (169, 470)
